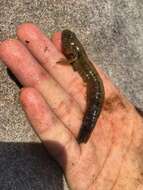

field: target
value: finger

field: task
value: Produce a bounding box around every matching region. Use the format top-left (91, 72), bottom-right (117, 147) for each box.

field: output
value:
top-left (51, 32), bottom-right (62, 52)
top-left (20, 87), bottom-right (80, 170)
top-left (0, 40), bottom-right (83, 136)
top-left (16, 23), bottom-right (86, 110)
top-left (0, 39), bottom-right (47, 86)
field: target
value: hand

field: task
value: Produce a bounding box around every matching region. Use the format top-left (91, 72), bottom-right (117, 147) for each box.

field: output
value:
top-left (0, 23), bottom-right (143, 190)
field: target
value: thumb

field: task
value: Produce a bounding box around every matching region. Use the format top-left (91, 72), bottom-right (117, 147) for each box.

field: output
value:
top-left (20, 87), bottom-right (80, 170)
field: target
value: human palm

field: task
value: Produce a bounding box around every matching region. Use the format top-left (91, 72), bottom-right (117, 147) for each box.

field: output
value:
top-left (0, 23), bottom-right (143, 190)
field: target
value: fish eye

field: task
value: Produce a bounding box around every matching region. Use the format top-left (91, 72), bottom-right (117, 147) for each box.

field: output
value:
top-left (70, 42), bottom-right (75, 46)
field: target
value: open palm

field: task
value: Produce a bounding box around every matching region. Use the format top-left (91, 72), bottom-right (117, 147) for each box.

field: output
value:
top-left (0, 23), bottom-right (143, 190)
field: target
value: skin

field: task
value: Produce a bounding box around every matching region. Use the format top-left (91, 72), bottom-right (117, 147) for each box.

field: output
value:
top-left (0, 23), bottom-right (143, 190)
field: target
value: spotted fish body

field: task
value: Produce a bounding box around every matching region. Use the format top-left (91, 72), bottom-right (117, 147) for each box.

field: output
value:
top-left (62, 30), bottom-right (105, 143)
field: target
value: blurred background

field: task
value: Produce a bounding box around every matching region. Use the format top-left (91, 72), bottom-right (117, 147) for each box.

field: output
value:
top-left (0, 0), bottom-right (143, 189)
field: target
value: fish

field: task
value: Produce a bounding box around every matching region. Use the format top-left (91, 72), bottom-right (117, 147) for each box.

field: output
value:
top-left (61, 30), bottom-right (105, 143)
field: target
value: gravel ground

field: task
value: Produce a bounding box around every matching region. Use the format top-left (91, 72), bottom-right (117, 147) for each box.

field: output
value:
top-left (0, 0), bottom-right (143, 189)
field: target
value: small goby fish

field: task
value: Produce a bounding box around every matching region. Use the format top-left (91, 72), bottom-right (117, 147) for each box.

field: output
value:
top-left (61, 30), bottom-right (105, 143)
